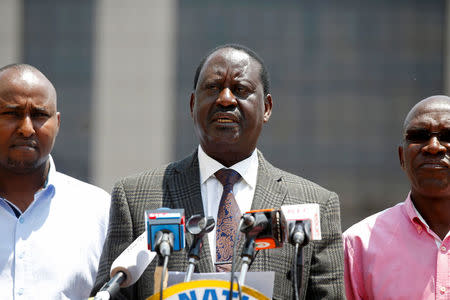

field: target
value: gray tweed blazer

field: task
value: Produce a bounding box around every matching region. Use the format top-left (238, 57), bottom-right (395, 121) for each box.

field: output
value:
top-left (92, 150), bottom-right (345, 299)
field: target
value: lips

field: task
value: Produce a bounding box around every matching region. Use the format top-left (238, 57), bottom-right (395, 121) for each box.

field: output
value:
top-left (11, 140), bottom-right (38, 149)
top-left (418, 160), bottom-right (449, 169)
top-left (211, 113), bottom-right (239, 124)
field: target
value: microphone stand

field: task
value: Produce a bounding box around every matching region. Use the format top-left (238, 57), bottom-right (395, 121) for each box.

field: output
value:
top-left (152, 231), bottom-right (174, 300)
top-left (238, 239), bottom-right (255, 286)
top-left (289, 220), bottom-right (311, 300)
top-left (184, 215), bottom-right (215, 282)
top-left (238, 213), bottom-right (269, 286)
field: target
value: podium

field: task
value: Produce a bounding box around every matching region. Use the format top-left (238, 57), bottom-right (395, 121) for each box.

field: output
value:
top-left (147, 279), bottom-right (269, 300)
top-left (147, 272), bottom-right (274, 300)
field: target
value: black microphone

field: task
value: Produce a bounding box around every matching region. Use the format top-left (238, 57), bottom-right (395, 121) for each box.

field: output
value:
top-left (238, 209), bottom-right (285, 287)
top-left (184, 215), bottom-right (215, 282)
top-left (93, 273), bottom-right (126, 300)
top-left (288, 220), bottom-right (311, 247)
top-left (240, 209), bottom-right (284, 257)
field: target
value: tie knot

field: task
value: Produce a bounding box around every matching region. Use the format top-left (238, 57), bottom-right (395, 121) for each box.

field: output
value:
top-left (215, 168), bottom-right (241, 188)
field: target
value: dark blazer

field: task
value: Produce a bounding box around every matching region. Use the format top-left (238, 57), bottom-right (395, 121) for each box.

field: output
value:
top-left (92, 151), bottom-right (345, 299)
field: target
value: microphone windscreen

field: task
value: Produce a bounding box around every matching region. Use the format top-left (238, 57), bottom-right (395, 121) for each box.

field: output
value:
top-left (280, 204), bottom-right (321, 240)
top-left (110, 232), bottom-right (157, 287)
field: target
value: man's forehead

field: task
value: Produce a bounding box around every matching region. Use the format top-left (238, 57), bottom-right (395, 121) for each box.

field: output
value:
top-left (405, 98), bottom-right (450, 129)
top-left (202, 48), bottom-right (259, 74)
top-left (0, 68), bottom-right (55, 100)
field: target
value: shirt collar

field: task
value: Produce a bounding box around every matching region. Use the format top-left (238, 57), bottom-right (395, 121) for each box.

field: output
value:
top-left (198, 145), bottom-right (258, 188)
top-left (45, 154), bottom-right (56, 189)
top-left (404, 192), bottom-right (430, 230)
top-left (0, 155), bottom-right (56, 217)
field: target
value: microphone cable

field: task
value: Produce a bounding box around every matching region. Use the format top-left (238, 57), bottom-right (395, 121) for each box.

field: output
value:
top-left (290, 221), bottom-right (309, 300)
top-left (160, 255), bottom-right (169, 300)
top-left (293, 243), bottom-right (300, 300)
top-left (228, 218), bottom-right (244, 300)
top-left (247, 250), bottom-right (259, 269)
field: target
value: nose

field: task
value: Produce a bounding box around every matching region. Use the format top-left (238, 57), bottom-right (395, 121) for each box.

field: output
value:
top-left (216, 88), bottom-right (237, 107)
top-left (422, 136), bottom-right (447, 154)
top-left (17, 116), bottom-right (36, 137)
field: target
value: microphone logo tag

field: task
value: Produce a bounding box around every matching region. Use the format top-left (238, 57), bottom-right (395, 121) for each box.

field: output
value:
top-left (255, 240), bottom-right (273, 250)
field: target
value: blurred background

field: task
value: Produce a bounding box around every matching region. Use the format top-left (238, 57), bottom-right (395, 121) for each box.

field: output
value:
top-left (0, 0), bottom-right (448, 229)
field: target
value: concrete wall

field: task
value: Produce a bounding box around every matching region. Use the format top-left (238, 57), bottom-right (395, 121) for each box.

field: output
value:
top-left (92, 0), bottom-right (177, 191)
top-left (0, 0), bottom-right (22, 65)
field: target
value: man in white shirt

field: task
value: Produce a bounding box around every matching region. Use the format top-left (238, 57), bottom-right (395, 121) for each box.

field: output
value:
top-left (0, 64), bottom-right (110, 299)
top-left (93, 44), bottom-right (345, 299)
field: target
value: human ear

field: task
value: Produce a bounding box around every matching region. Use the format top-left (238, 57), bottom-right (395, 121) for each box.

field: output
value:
top-left (398, 145), bottom-right (405, 170)
top-left (190, 92), bottom-right (195, 119)
top-left (263, 94), bottom-right (273, 122)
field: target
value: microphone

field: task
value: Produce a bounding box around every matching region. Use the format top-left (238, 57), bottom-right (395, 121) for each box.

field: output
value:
top-left (280, 204), bottom-right (321, 244)
top-left (184, 215), bottom-right (215, 282)
top-left (240, 209), bottom-right (285, 253)
top-left (145, 208), bottom-right (185, 298)
top-left (145, 208), bottom-right (186, 256)
top-left (93, 232), bottom-right (156, 300)
top-left (280, 204), bottom-right (321, 300)
top-left (237, 209), bottom-right (285, 287)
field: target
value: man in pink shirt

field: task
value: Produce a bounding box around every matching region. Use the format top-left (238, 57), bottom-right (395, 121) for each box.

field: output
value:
top-left (344, 95), bottom-right (450, 300)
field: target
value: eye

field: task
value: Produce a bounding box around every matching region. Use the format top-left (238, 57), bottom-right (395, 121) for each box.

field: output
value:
top-left (32, 111), bottom-right (50, 118)
top-left (404, 129), bottom-right (430, 143)
top-left (1, 111), bottom-right (19, 117)
top-left (234, 85), bottom-right (250, 97)
top-left (205, 83), bottom-right (220, 90)
top-left (438, 129), bottom-right (450, 143)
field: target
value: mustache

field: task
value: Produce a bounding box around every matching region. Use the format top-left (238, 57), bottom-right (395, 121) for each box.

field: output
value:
top-left (11, 139), bottom-right (38, 148)
top-left (209, 108), bottom-right (241, 121)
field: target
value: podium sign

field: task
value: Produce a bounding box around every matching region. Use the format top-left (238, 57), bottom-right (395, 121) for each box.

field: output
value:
top-left (147, 279), bottom-right (269, 300)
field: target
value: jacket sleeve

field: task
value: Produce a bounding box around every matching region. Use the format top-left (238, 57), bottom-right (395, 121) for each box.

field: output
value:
top-left (305, 192), bottom-right (346, 299)
top-left (90, 181), bottom-right (137, 300)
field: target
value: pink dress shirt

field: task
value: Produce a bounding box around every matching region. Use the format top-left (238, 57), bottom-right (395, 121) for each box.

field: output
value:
top-left (343, 193), bottom-right (450, 300)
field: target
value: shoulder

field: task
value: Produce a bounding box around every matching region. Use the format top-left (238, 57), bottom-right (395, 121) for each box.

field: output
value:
top-left (343, 202), bottom-right (405, 246)
top-left (53, 171), bottom-right (110, 202)
top-left (52, 172), bottom-right (110, 228)
top-left (259, 152), bottom-right (337, 205)
top-left (113, 153), bottom-right (196, 191)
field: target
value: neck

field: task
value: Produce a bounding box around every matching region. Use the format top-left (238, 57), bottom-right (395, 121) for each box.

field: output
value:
top-left (0, 161), bottom-right (49, 212)
top-left (206, 149), bottom-right (254, 168)
top-left (410, 191), bottom-right (450, 240)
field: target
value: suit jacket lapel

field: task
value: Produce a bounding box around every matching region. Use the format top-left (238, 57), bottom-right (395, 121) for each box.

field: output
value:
top-left (234, 151), bottom-right (288, 271)
top-left (166, 150), bottom-right (215, 272)
top-left (251, 152), bottom-right (287, 211)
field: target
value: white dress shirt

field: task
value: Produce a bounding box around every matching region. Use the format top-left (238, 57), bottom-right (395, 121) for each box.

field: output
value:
top-left (0, 156), bottom-right (111, 300)
top-left (197, 145), bottom-right (258, 263)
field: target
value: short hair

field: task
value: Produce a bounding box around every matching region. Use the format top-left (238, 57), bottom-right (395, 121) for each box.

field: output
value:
top-left (193, 44), bottom-right (270, 95)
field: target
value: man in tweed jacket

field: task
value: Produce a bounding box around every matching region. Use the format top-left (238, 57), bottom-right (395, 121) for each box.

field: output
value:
top-left (92, 44), bottom-right (345, 299)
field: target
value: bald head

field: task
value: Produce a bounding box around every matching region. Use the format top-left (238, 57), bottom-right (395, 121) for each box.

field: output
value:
top-left (398, 94), bottom-right (450, 200)
top-left (0, 63), bottom-right (60, 173)
top-left (0, 64), bottom-right (57, 109)
top-left (403, 95), bottom-right (450, 132)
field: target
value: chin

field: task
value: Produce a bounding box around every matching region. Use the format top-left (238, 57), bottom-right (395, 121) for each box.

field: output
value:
top-left (6, 158), bottom-right (42, 173)
top-left (415, 183), bottom-right (450, 198)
